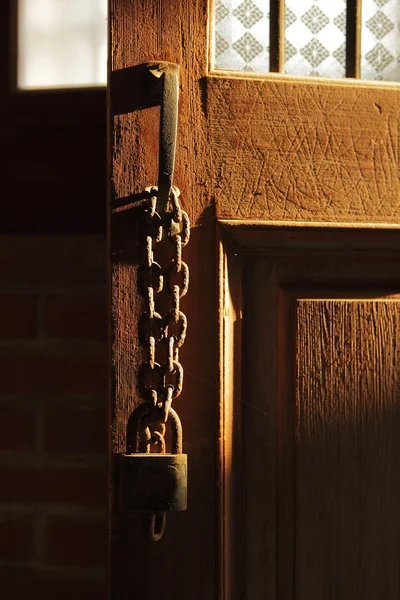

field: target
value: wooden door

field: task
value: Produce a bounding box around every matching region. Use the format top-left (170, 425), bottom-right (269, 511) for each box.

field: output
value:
top-left (109, 1), bottom-right (400, 599)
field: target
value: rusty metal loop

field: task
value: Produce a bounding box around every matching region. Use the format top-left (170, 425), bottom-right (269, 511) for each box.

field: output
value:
top-left (151, 430), bottom-right (167, 453)
top-left (127, 402), bottom-right (154, 453)
top-left (148, 388), bottom-right (158, 408)
top-left (170, 234), bottom-right (182, 272)
top-left (145, 401), bottom-right (180, 446)
top-left (142, 419), bottom-right (167, 453)
top-left (170, 284), bottom-right (180, 323)
top-left (145, 235), bottom-right (153, 268)
top-left (148, 336), bottom-right (156, 369)
top-left (143, 425), bottom-right (167, 454)
top-left (167, 210), bottom-right (190, 246)
top-left (162, 360), bottom-right (184, 399)
top-left (167, 407), bottom-right (183, 454)
top-left (149, 512), bottom-right (166, 542)
top-left (144, 420), bottom-right (166, 440)
top-left (170, 185), bottom-right (182, 223)
top-left (179, 210), bottom-right (190, 247)
top-left (161, 386), bottom-right (174, 423)
top-left (166, 335), bottom-right (175, 373)
top-left (143, 210), bottom-right (163, 243)
top-left (141, 261), bottom-right (163, 295)
top-left (140, 361), bottom-right (162, 399)
top-left (132, 185), bottom-right (189, 541)
top-left (139, 311), bottom-right (164, 344)
top-left (166, 261), bottom-right (189, 297)
top-left (146, 286), bottom-right (155, 319)
top-left (163, 311), bottom-right (187, 348)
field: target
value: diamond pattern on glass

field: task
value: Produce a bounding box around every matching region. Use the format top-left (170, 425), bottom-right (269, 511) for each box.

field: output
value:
top-left (333, 10), bottom-right (346, 35)
top-left (213, 0), bottom-right (400, 82)
top-left (361, 0), bottom-right (400, 81)
top-left (285, 0), bottom-right (346, 78)
top-left (285, 7), bottom-right (297, 28)
top-left (373, 0), bottom-right (391, 7)
top-left (213, 0), bottom-right (269, 72)
top-left (365, 42), bottom-right (394, 71)
top-left (233, 0), bottom-right (263, 28)
top-left (232, 31), bottom-right (263, 62)
top-left (333, 42), bottom-right (346, 68)
top-left (286, 39), bottom-right (297, 61)
top-left (301, 6), bottom-right (330, 35)
top-left (300, 38), bottom-right (330, 67)
top-left (216, 32), bottom-right (230, 56)
top-left (366, 10), bottom-right (394, 39)
top-left (215, 0), bottom-right (230, 23)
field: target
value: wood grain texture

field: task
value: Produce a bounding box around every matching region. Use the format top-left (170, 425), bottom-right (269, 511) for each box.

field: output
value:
top-left (110, 0), bottom-right (209, 224)
top-left (110, 1), bottom-right (400, 598)
top-left (209, 77), bottom-right (400, 224)
top-left (230, 232), bottom-right (400, 600)
top-left (296, 300), bottom-right (400, 599)
top-left (109, 2), bottom-right (217, 600)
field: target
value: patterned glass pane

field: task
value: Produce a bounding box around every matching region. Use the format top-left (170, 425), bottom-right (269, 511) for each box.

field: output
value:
top-left (285, 0), bottom-right (346, 78)
top-left (18, 0), bottom-right (107, 89)
top-left (361, 0), bottom-right (400, 81)
top-left (214, 0), bottom-right (270, 72)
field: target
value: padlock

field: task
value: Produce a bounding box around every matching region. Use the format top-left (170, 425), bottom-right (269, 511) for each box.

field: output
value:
top-left (119, 405), bottom-right (187, 514)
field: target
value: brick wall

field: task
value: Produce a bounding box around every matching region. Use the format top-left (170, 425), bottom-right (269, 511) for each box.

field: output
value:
top-left (0, 236), bottom-right (108, 599)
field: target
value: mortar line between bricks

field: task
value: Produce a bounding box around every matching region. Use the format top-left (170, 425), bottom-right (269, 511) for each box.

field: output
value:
top-left (0, 453), bottom-right (107, 468)
top-left (0, 561), bottom-right (107, 581)
top-left (0, 394), bottom-right (107, 404)
top-left (0, 339), bottom-right (107, 352)
top-left (0, 285), bottom-right (106, 294)
top-left (0, 505), bottom-right (107, 518)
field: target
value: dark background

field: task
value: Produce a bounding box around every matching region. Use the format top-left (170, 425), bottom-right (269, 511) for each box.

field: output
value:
top-left (0, 2), bottom-right (108, 598)
top-left (1, 0), bottom-right (106, 234)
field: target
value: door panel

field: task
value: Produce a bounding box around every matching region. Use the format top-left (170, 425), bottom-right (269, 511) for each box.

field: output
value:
top-left (296, 299), bottom-right (400, 598)
top-left (109, 1), bottom-right (400, 599)
top-left (231, 234), bottom-right (400, 599)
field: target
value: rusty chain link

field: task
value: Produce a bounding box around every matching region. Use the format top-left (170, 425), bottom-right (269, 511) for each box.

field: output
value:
top-left (137, 184), bottom-right (190, 541)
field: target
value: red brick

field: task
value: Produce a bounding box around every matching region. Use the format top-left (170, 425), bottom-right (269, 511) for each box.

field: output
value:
top-left (43, 405), bottom-right (107, 454)
top-left (0, 465), bottom-right (107, 508)
top-left (0, 348), bottom-right (107, 395)
top-left (0, 295), bottom-right (37, 338)
top-left (44, 516), bottom-right (107, 568)
top-left (0, 519), bottom-right (35, 562)
top-left (0, 404), bottom-right (37, 452)
top-left (0, 236), bottom-right (105, 287)
top-left (0, 569), bottom-right (107, 600)
top-left (44, 294), bottom-right (107, 341)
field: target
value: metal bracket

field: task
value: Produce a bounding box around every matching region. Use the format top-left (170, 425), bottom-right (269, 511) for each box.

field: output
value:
top-left (146, 62), bottom-right (180, 214)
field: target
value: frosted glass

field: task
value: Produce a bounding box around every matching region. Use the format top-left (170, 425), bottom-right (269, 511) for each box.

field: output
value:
top-left (285, 0), bottom-right (346, 78)
top-left (361, 0), bottom-right (400, 81)
top-left (18, 0), bottom-right (107, 89)
top-left (214, 0), bottom-right (270, 72)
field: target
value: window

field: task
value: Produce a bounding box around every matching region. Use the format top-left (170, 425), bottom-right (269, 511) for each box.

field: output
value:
top-left (214, 0), bottom-right (400, 81)
top-left (18, 0), bottom-right (107, 89)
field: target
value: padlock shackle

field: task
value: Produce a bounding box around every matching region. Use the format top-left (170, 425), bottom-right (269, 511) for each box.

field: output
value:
top-left (168, 407), bottom-right (182, 454)
top-left (126, 403), bottom-right (183, 454)
top-left (126, 403), bottom-right (152, 453)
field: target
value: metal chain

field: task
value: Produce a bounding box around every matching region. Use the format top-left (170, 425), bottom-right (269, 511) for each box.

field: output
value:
top-left (138, 184), bottom-right (190, 541)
